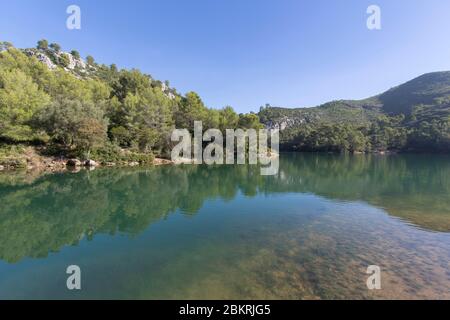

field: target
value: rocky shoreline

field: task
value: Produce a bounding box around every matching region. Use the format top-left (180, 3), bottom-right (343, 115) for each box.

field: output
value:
top-left (0, 149), bottom-right (397, 174)
top-left (0, 154), bottom-right (174, 173)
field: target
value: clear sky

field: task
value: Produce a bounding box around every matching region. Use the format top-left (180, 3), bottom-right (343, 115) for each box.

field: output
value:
top-left (1, 0), bottom-right (450, 113)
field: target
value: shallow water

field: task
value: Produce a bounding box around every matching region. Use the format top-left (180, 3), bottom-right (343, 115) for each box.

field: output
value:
top-left (0, 154), bottom-right (449, 299)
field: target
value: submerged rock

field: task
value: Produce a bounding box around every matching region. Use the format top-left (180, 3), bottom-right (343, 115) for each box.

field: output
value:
top-left (0, 165), bottom-right (4, 171)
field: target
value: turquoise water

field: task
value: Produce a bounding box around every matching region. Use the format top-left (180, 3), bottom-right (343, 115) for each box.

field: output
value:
top-left (0, 154), bottom-right (449, 299)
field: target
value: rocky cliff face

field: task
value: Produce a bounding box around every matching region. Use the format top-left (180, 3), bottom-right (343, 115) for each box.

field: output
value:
top-left (23, 48), bottom-right (96, 77)
top-left (24, 49), bottom-right (57, 70)
top-left (263, 117), bottom-right (308, 131)
top-left (161, 81), bottom-right (176, 100)
top-left (259, 106), bottom-right (328, 131)
top-left (22, 47), bottom-right (177, 99)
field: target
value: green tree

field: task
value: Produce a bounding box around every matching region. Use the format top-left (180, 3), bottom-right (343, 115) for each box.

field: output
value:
top-left (33, 98), bottom-right (107, 148)
top-left (74, 118), bottom-right (108, 158)
top-left (136, 127), bottom-right (159, 152)
top-left (49, 43), bottom-right (61, 52)
top-left (0, 42), bottom-right (13, 51)
top-left (110, 126), bottom-right (131, 147)
top-left (175, 91), bottom-right (209, 130)
top-left (86, 55), bottom-right (95, 66)
top-left (238, 113), bottom-right (263, 130)
top-left (0, 69), bottom-right (50, 141)
top-left (58, 53), bottom-right (70, 68)
top-left (37, 39), bottom-right (48, 50)
top-left (70, 50), bottom-right (80, 59)
top-left (111, 69), bottom-right (152, 102)
top-left (219, 106), bottom-right (239, 131)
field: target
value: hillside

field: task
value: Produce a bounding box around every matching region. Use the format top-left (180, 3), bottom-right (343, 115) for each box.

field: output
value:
top-left (260, 72), bottom-right (450, 129)
top-left (377, 71), bottom-right (450, 115)
top-left (0, 40), bottom-right (262, 170)
top-left (259, 72), bottom-right (450, 153)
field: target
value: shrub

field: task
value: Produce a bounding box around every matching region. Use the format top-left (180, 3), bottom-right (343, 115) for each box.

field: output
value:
top-left (90, 143), bottom-right (154, 165)
top-left (124, 152), bottom-right (154, 165)
top-left (0, 145), bottom-right (27, 168)
top-left (110, 126), bottom-right (131, 147)
top-left (90, 143), bottom-right (123, 163)
top-left (58, 53), bottom-right (71, 68)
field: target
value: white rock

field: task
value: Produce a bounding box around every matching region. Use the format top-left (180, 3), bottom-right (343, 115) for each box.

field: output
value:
top-left (84, 160), bottom-right (98, 167)
top-left (25, 49), bottom-right (57, 70)
top-left (173, 157), bottom-right (194, 164)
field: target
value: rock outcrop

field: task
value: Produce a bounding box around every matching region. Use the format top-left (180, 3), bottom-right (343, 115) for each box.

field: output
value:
top-left (24, 49), bottom-right (57, 70)
top-left (84, 160), bottom-right (98, 167)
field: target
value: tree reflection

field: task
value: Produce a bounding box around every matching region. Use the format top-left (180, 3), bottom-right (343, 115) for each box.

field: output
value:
top-left (0, 154), bottom-right (449, 263)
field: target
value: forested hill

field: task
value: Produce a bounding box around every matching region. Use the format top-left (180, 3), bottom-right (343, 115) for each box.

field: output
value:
top-left (0, 39), bottom-right (449, 168)
top-left (0, 40), bottom-right (262, 167)
top-left (259, 72), bottom-right (450, 153)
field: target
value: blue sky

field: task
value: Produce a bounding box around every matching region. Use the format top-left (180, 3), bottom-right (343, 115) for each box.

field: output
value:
top-left (1, 0), bottom-right (450, 113)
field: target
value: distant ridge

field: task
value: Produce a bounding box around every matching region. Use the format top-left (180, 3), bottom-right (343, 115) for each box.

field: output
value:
top-left (258, 72), bottom-right (450, 153)
top-left (259, 71), bottom-right (450, 128)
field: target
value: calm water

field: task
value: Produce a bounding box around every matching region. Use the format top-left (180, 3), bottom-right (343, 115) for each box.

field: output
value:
top-left (0, 154), bottom-right (449, 299)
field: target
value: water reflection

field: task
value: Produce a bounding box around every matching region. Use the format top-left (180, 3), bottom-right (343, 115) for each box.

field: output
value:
top-left (0, 154), bottom-right (449, 264)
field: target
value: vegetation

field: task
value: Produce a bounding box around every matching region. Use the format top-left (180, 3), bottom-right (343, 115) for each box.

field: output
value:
top-left (0, 144), bottom-right (28, 168)
top-left (0, 39), bottom-right (449, 169)
top-left (0, 40), bottom-right (262, 165)
top-left (259, 72), bottom-right (450, 153)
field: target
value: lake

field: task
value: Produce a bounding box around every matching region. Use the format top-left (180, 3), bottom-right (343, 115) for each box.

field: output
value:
top-left (0, 153), bottom-right (449, 299)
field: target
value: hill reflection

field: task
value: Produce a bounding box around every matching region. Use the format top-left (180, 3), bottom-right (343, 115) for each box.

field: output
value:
top-left (0, 153), bottom-right (449, 263)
